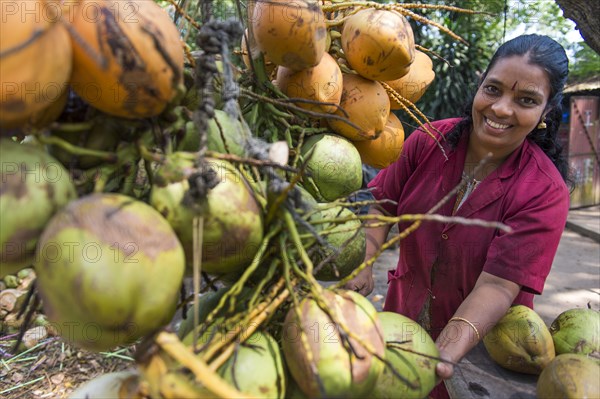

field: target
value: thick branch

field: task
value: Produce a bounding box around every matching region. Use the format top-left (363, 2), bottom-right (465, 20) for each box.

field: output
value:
top-left (555, 0), bottom-right (600, 54)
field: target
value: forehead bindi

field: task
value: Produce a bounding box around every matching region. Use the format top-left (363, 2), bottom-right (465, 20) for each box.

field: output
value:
top-left (486, 56), bottom-right (551, 99)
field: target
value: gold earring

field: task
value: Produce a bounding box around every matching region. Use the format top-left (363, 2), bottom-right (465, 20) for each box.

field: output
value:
top-left (537, 120), bottom-right (547, 129)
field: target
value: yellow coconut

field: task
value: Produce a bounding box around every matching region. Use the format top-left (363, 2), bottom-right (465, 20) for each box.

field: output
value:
top-left (536, 353), bottom-right (600, 399)
top-left (0, 0), bottom-right (72, 129)
top-left (353, 112), bottom-right (405, 169)
top-left (251, 0), bottom-right (327, 71)
top-left (68, 0), bottom-right (184, 119)
top-left (483, 305), bottom-right (555, 375)
top-left (385, 50), bottom-right (435, 109)
top-left (327, 74), bottom-right (390, 141)
top-left (341, 9), bottom-right (415, 82)
top-left (275, 53), bottom-right (343, 113)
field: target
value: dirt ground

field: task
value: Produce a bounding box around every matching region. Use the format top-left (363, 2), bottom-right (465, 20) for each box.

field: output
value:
top-left (0, 338), bottom-right (135, 398)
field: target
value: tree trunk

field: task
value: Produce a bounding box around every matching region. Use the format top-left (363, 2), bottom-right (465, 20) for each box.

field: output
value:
top-left (555, 0), bottom-right (600, 54)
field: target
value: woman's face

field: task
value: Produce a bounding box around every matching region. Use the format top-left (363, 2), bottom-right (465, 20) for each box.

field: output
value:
top-left (471, 55), bottom-right (551, 160)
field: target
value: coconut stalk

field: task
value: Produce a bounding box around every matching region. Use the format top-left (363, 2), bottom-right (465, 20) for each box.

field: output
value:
top-left (155, 332), bottom-right (255, 399)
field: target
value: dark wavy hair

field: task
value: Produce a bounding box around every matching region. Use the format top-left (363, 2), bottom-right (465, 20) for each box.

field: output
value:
top-left (447, 34), bottom-right (570, 182)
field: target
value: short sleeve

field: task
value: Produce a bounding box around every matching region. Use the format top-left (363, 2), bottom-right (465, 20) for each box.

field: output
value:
top-left (483, 180), bottom-right (569, 294)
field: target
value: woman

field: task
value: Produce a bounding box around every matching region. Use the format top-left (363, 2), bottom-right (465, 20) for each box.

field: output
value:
top-left (345, 34), bottom-right (570, 398)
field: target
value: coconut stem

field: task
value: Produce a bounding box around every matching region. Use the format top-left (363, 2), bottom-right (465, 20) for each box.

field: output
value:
top-left (193, 274), bottom-right (287, 362)
top-left (248, 259), bottom-right (280, 308)
top-left (207, 280), bottom-right (290, 370)
top-left (415, 44), bottom-right (450, 66)
top-left (393, 3), bottom-right (492, 15)
top-left (198, 227), bottom-right (282, 352)
top-left (137, 141), bottom-right (165, 163)
top-left (191, 216), bottom-right (204, 351)
top-left (204, 151), bottom-right (299, 173)
top-left (284, 211), bottom-right (320, 280)
top-left (240, 88), bottom-right (362, 133)
top-left (334, 222), bottom-right (413, 290)
top-left (321, 1), bottom-right (470, 44)
top-left (35, 135), bottom-right (117, 162)
top-left (155, 332), bottom-right (254, 399)
top-left (361, 213), bottom-right (511, 233)
top-left (163, 0), bottom-right (202, 31)
top-left (380, 82), bottom-right (447, 160)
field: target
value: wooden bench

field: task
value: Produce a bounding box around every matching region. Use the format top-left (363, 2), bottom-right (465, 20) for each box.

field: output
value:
top-left (446, 342), bottom-right (538, 399)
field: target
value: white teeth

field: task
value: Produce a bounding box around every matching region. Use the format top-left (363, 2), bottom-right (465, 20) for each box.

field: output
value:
top-left (486, 118), bottom-right (510, 129)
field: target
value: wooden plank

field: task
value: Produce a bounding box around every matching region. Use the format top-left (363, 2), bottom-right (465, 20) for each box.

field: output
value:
top-left (445, 342), bottom-right (538, 399)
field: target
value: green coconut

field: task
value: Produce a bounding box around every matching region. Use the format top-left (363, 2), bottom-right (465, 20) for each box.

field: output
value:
top-left (1, 139), bottom-right (77, 278)
top-left (309, 205), bottom-right (366, 281)
top-left (373, 312), bottom-right (439, 399)
top-left (300, 134), bottom-right (362, 202)
top-left (207, 109), bottom-right (251, 157)
top-left (217, 331), bottom-right (286, 398)
top-left (281, 289), bottom-right (385, 398)
top-left (550, 307), bottom-right (600, 356)
top-left (536, 353), bottom-right (600, 399)
top-left (150, 157), bottom-right (264, 274)
top-left (35, 193), bottom-right (185, 351)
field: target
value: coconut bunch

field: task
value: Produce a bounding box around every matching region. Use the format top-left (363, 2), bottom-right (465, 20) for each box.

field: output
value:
top-left (123, 2), bottom-right (476, 398)
top-left (0, 1), bottom-right (479, 398)
top-left (240, 0), bottom-right (456, 175)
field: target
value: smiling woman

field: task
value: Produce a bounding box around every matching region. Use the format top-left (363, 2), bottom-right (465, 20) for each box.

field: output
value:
top-left (343, 34), bottom-right (571, 399)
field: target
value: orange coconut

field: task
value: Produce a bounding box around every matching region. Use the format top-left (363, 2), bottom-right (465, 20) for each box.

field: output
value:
top-left (327, 73), bottom-right (390, 141)
top-left (6, 87), bottom-right (69, 130)
top-left (385, 50), bottom-right (435, 109)
top-left (0, 0), bottom-right (72, 129)
top-left (275, 52), bottom-right (343, 114)
top-left (68, 0), bottom-right (184, 119)
top-left (341, 9), bottom-right (415, 82)
top-left (251, 0), bottom-right (327, 71)
top-left (353, 112), bottom-right (405, 169)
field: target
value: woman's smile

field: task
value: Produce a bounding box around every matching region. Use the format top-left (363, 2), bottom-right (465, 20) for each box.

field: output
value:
top-left (484, 117), bottom-right (512, 131)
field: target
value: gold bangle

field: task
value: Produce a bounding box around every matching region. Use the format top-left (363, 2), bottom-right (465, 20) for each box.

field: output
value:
top-left (449, 316), bottom-right (481, 341)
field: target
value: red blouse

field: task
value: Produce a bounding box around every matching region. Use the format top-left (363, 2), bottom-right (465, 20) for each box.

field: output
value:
top-left (370, 118), bottom-right (569, 339)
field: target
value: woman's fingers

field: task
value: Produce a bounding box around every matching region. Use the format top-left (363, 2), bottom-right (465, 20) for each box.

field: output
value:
top-left (436, 360), bottom-right (454, 380)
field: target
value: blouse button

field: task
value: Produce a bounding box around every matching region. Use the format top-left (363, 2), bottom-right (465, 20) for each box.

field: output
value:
top-left (441, 233), bottom-right (449, 240)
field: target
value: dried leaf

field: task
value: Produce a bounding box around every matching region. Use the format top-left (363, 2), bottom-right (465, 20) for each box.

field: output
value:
top-left (50, 372), bottom-right (65, 385)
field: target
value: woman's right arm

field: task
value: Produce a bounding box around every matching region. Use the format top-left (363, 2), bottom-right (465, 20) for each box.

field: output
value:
top-left (343, 206), bottom-right (391, 295)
